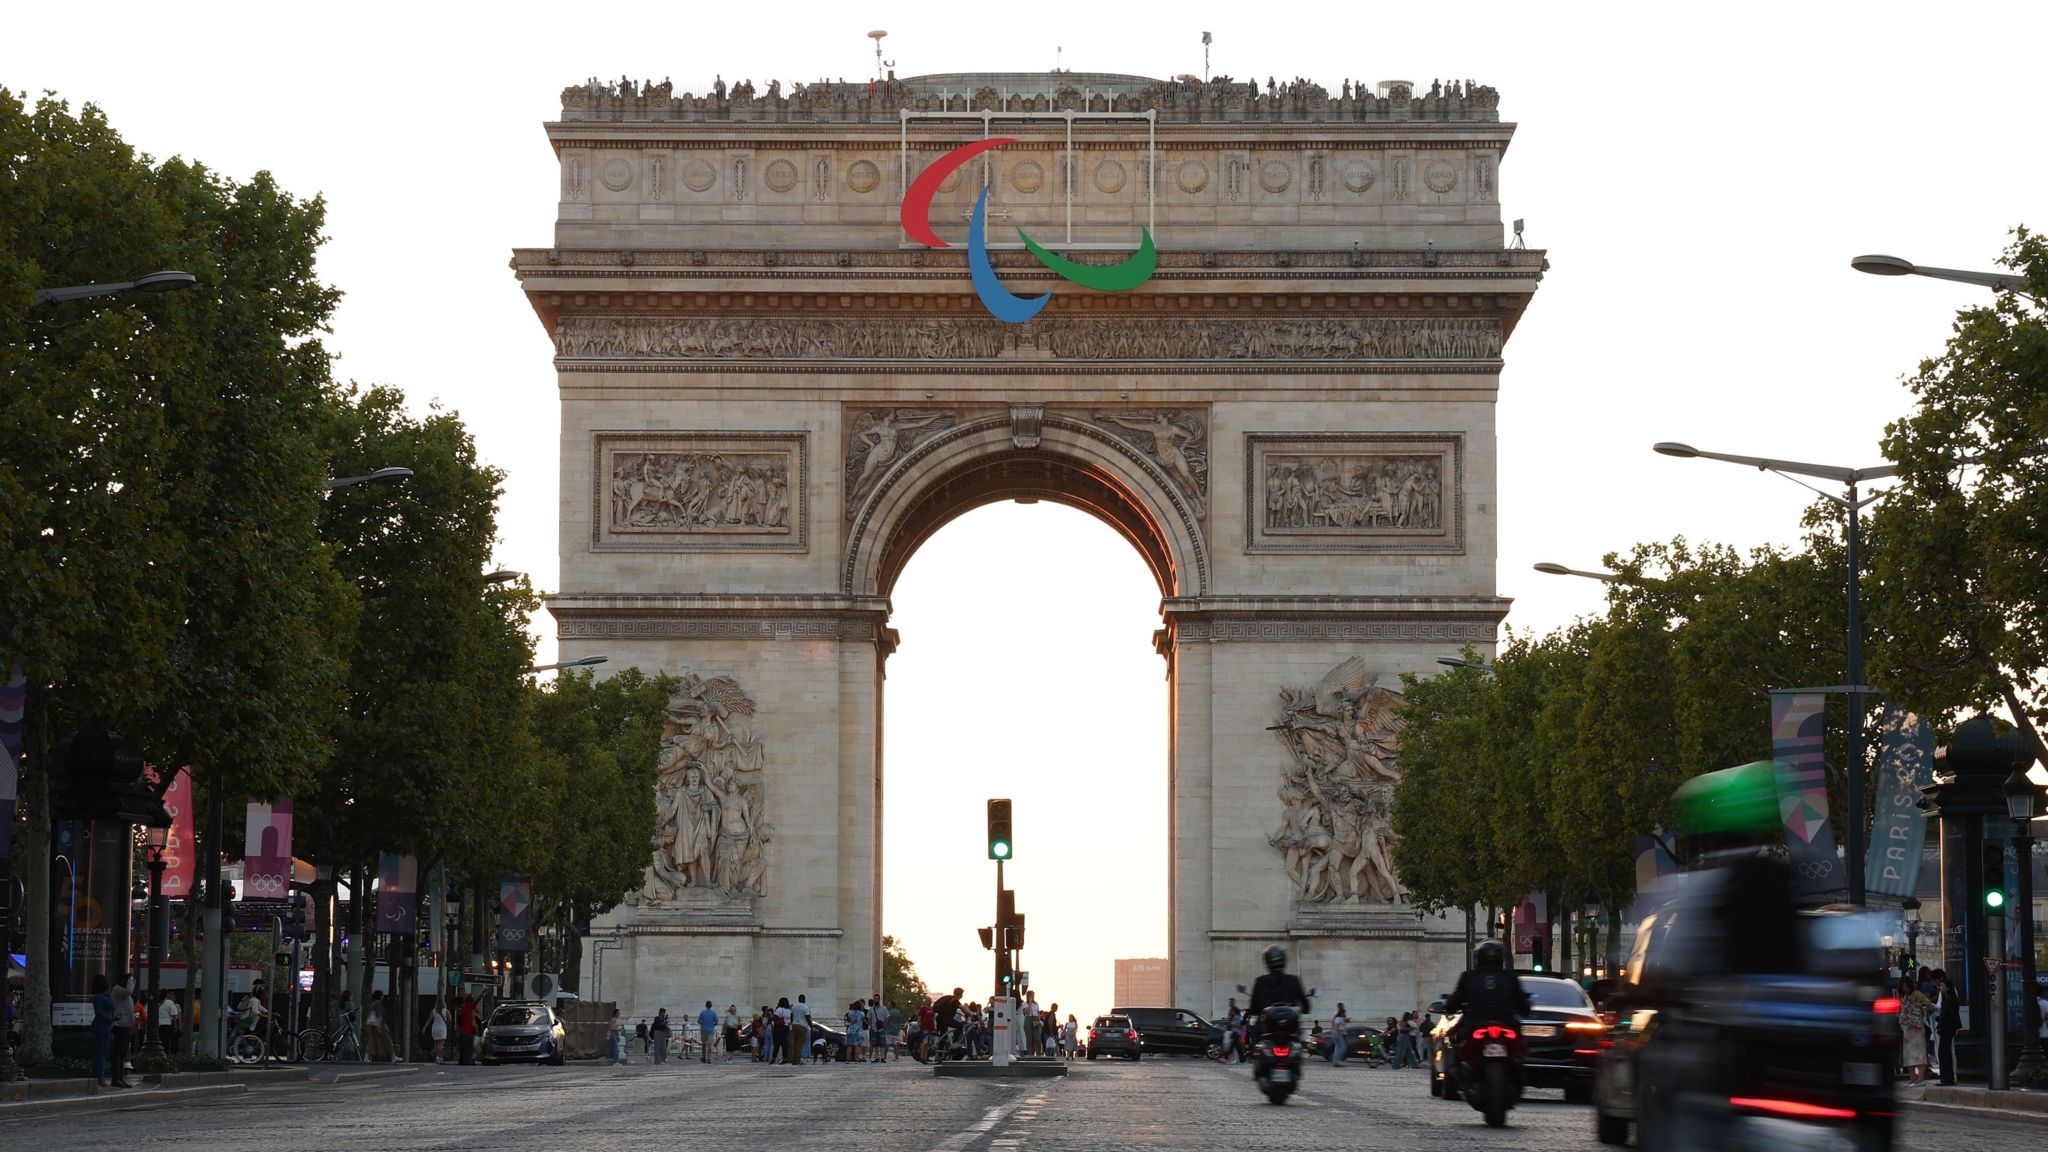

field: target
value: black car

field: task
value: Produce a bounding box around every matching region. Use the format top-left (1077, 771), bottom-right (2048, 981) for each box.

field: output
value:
top-left (1112, 1006), bottom-right (1222, 1057)
top-left (1428, 974), bottom-right (1602, 1103)
top-left (1086, 1014), bottom-right (1142, 1060)
top-left (480, 1001), bottom-right (567, 1066)
top-left (805, 1020), bottom-right (848, 1062)
top-left (1306, 1024), bottom-right (1385, 1064)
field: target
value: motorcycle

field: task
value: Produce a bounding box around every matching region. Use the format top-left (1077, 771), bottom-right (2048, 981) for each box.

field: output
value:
top-left (1452, 1021), bottom-right (1526, 1128)
top-left (1251, 1005), bottom-right (1305, 1105)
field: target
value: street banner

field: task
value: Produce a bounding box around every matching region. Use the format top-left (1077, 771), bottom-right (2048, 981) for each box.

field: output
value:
top-left (241, 798), bottom-right (294, 901)
top-left (0, 663), bottom-right (22, 861)
top-left (144, 766), bottom-right (196, 898)
top-left (1513, 893), bottom-right (1547, 953)
top-left (497, 880), bottom-right (531, 953)
top-left (377, 852), bottom-right (418, 935)
top-left (1866, 707), bottom-right (1935, 901)
top-left (1770, 691), bottom-right (1842, 899)
top-left (1631, 833), bottom-right (1678, 917)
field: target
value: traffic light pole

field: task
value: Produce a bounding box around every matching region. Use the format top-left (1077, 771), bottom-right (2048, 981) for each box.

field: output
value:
top-left (1989, 907), bottom-right (2008, 1090)
top-left (994, 858), bottom-right (1006, 1000)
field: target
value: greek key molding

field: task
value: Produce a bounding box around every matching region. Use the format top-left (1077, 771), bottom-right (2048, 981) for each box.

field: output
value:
top-left (592, 431), bottom-right (808, 553)
top-left (1171, 619), bottom-right (1497, 644)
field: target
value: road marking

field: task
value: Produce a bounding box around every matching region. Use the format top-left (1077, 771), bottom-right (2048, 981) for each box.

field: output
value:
top-left (930, 1090), bottom-right (1041, 1152)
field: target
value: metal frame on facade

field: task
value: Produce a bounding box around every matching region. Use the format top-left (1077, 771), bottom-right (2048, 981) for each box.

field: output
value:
top-left (899, 109), bottom-right (1156, 250)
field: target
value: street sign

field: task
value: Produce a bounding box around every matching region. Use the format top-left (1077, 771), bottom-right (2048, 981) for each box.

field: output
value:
top-left (461, 971), bottom-right (497, 986)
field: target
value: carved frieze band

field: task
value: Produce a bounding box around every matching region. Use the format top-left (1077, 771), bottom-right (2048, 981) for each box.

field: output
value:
top-left (593, 431), bottom-right (808, 552)
top-left (555, 616), bottom-right (881, 641)
top-left (553, 315), bottom-right (1503, 363)
top-left (1246, 433), bottom-right (1464, 555)
top-left (1172, 619), bottom-right (1496, 643)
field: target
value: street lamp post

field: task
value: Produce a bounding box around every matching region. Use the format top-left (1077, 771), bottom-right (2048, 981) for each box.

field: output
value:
top-left (30, 270), bottom-right (197, 305)
top-left (1851, 254), bottom-right (2039, 301)
top-left (2004, 768), bottom-right (2046, 1085)
top-left (142, 820), bottom-right (170, 1061)
top-left (1654, 441), bottom-right (1891, 907)
top-left (323, 467), bottom-right (415, 491)
top-left (526, 656), bottom-right (608, 674)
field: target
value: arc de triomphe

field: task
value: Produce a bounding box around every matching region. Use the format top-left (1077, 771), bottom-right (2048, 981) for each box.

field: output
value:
top-left (514, 71), bottom-right (1543, 1019)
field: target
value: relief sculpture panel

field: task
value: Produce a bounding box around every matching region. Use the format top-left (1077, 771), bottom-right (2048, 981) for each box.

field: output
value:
top-left (1246, 433), bottom-right (1462, 554)
top-left (638, 672), bottom-right (773, 906)
top-left (843, 408), bottom-right (957, 517)
top-left (1088, 408), bottom-right (1208, 518)
top-left (593, 432), bottom-right (807, 552)
top-left (1270, 658), bottom-right (1407, 904)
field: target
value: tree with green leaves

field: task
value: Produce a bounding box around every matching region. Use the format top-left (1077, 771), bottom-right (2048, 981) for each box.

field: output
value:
top-left (1867, 227), bottom-right (2048, 769)
top-left (2, 90), bottom-right (354, 1063)
top-left (882, 934), bottom-right (932, 1017)
top-left (527, 666), bottom-right (675, 992)
top-left (1390, 652), bottom-right (1507, 917)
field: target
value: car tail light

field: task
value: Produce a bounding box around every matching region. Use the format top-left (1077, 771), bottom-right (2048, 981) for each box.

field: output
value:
top-left (1566, 1021), bottom-right (1605, 1034)
top-left (1730, 1097), bottom-right (1858, 1120)
top-left (1272, 1045), bottom-right (1292, 1058)
top-left (1573, 1048), bottom-right (1600, 1056)
top-left (1088, 1029), bottom-right (1097, 1040)
top-left (1872, 997), bottom-right (1901, 1015)
top-left (1127, 1030), bottom-right (1137, 1042)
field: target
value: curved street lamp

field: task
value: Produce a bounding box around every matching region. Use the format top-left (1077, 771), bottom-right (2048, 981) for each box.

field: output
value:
top-left (31, 270), bottom-right (197, 305)
top-left (526, 655), bottom-right (607, 674)
top-left (1654, 438), bottom-right (1890, 905)
top-left (1534, 561), bottom-right (1626, 583)
top-left (1852, 254), bottom-right (2038, 300)
top-left (324, 467), bottom-right (415, 491)
top-left (1434, 656), bottom-right (1494, 673)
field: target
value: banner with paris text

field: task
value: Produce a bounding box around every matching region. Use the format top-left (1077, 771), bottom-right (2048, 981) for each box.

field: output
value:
top-left (1865, 707), bottom-right (1934, 901)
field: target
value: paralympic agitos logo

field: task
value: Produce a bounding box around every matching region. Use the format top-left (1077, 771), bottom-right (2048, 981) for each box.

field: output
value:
top-left (900, 137), bottom-right (1156, 323)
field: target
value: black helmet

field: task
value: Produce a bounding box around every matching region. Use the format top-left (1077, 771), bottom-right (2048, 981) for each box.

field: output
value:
top-left (1263, 944), bottom-right (1288, 973)
top-left (1473, 939), bottom-right (1506, 969)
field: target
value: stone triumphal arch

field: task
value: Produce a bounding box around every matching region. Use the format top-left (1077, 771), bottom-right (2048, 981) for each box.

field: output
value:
top-left (515, 70), bottom-right (1543, 1018)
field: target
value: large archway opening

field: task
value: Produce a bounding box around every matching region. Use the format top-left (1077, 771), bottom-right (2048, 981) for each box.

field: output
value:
top-left (881, 499), bottom-right (1168, 1025)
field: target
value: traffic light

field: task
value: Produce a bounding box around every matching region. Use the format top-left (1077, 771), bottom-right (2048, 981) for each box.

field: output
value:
top-left (284, 891), bottom-right (311, 941)
top-left (1000, 970), bottom-right (1014, 988)
top-left (987, 798), bottom-right (1013, 860)
top-left (978, 926), bottom-right (994, 951)
top-left (1003, 914), bottom-right (1027, 951)
top-left (1983, 841), bottom-right (2008, 911)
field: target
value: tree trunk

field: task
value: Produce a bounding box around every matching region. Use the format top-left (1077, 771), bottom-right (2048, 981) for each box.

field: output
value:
top-left (18, 687), bottom-right (51, 1062)
top-left (562, 901), bottom-right (585, 994)
top-left (179, 891), bottom-right (199, 1053)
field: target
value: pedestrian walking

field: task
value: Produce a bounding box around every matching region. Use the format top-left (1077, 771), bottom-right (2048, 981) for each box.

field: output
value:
top-left (869, 995), bottom-right (888, 1062)
top-left (90, 974), bottom-right (114, 1087)
top-left (365, 991), bottom-right (394, 1062)
top-left (635, 1017), bottom-right (649, 1057)
top-left (108, 974), bottom-right (136, 1086)
top-left (1022, 992), bottom-right (1041, 1055)
top-left (1898, 977), bottom-right (1930, 1084)
top-left (699, 1001), bottom-right (719, 1063)
top-left (723, 1004), bottom-right (741, 1061)
top-left (789, 994), bottom-right (811, 1064)
top-left (1330, 1004), bottom-right (1349, 1067)
top-left (1062, 1014), bottom-right (1078, 1060)
top-left (773, 997), bottom-right (792, 1064)
top-left (607, 1008), bottom-right (628, 1064)
top-left (651, 1008), bottom-right (672, 1063)
top-left (426, 997), bottom-right (452, 1063)
top-left (847, 1000), bottom-right (868, 1064)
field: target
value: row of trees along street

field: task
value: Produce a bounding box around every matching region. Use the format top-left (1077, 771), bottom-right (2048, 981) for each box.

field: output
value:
top-left (1, 91), bottom-right (667, 1072)
top-left (1391, 227), bottom-right (2048, 969)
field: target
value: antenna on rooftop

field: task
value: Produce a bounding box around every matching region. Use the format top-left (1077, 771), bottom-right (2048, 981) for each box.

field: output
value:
top-left (867, 29), bottom-right (893, 81)
top-left (1512, 219), bottom-right (1527, 250)
top-left (1202, 31), bottom-right (1212, 82)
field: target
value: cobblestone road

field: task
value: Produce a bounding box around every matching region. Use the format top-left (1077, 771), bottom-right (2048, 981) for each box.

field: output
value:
top-left (9, 1055), bottom-right (2036, 1150)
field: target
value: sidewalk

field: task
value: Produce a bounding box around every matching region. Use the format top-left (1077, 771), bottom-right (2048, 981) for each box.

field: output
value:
top-left (1901, 1083), bottom-right (2048, 1123)
top-left (0, 1064), bottom-right (416, 1121)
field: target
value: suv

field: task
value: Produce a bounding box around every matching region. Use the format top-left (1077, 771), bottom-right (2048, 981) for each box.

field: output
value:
top-left (1112, 1006), bottom-right (1222, 1057)
top-left (480, 1001), bottom-right (567, 1066)
top-left (1086, 1014), bottom-right (1142, 1060)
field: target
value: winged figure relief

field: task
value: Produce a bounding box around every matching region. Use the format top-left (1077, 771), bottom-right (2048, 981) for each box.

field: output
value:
top-left (641, 672), bottom-right (774, 904)
top-left (1269, 658), bottom-right (1408, 904)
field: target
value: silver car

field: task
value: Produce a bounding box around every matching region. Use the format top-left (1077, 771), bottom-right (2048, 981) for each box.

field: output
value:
top-left (480, 1001), bottom-right (567, 1066)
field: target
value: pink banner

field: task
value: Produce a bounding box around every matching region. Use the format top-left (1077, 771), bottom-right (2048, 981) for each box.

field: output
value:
top-left (158, 768), bottom-right (195, 898)
top-left (242, 798), bottom-right (294, 901)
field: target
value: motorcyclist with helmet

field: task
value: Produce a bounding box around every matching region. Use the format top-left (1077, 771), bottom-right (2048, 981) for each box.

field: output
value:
top-left (1247, 945), bottom-right (1311, 1019)
top-left (1444, 938), bottom-right (1531, 1035)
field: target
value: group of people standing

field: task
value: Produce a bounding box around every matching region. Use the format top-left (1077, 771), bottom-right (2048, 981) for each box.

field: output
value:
top-left (605, 993), bottom-right (904, 1066)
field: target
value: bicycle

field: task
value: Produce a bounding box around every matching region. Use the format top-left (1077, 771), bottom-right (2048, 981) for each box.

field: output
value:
top-left (229, 1017), bottom-right (303, 1064)
top-left (300, 1009), bottom-right (364, 1063)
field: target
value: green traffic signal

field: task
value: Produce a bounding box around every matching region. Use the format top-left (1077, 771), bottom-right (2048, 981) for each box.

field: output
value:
top-left (1987, 888), bottom-right (2006, 910)
top-left (987, 798), bottom-right (1014, 861)
top-left (992, 840), bottom-right (1011, 860)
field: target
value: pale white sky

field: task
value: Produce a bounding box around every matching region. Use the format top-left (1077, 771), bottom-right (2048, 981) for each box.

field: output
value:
top-left (12, 0), bottom-right (2045, 1023)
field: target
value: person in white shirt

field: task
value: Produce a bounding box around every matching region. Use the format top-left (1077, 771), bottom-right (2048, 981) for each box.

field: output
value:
top-left (157, 992), bottom-right (182, 1054)
top-left (1022, 994), bottom-right (1041, 1055)
top-left (1329, 1004), bottom-right (1349, 1068)
top-left (789, 994), bottom-right (812, 1064)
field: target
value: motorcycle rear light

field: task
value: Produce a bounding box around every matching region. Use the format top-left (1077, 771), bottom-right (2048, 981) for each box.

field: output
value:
top-left (1730, 1097), bottom-right (1858, 1120)
top-left (1472, 1025), bottom-right (1519, 1041)
top-left (1271, 1046), bottom-right (1291, 1057)
top-left (1872, 997), bottom-right (1901, 1015)
top-left (1573, 1048), bottom-right (1599, 1056)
